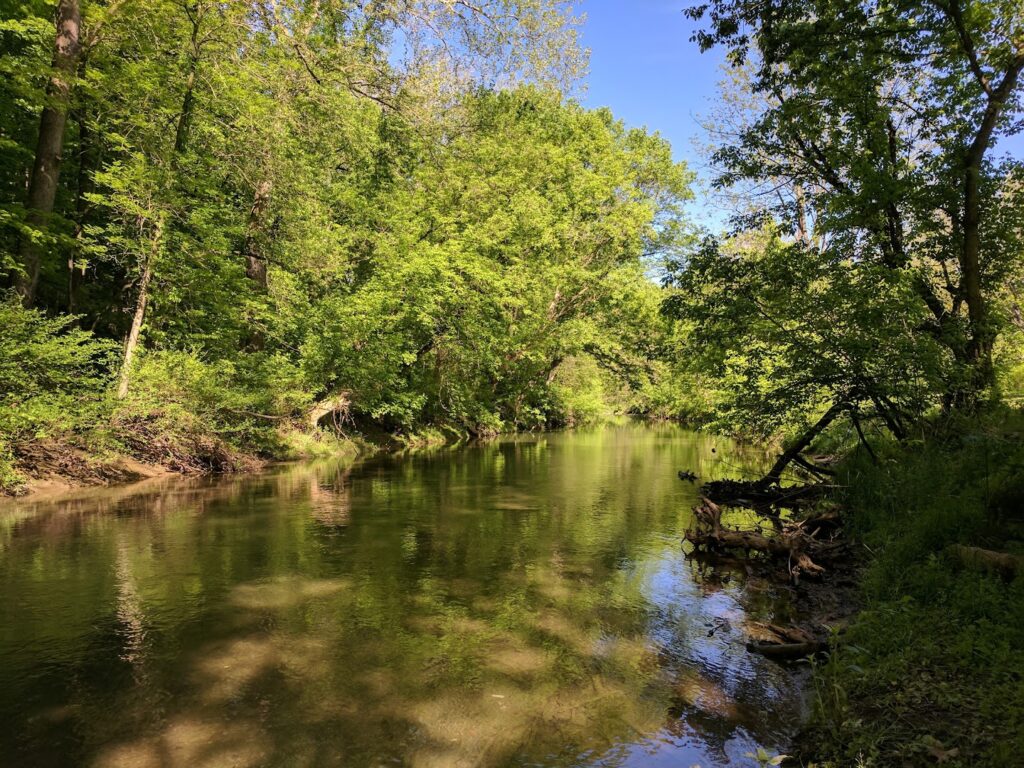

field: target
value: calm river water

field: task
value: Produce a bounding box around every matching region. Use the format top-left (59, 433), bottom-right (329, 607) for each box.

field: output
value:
top-left (0, 424), bottom-right (804, 768)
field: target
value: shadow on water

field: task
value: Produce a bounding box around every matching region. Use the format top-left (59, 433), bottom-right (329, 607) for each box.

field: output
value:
top-left (0, 423), bottom-right (803, 768)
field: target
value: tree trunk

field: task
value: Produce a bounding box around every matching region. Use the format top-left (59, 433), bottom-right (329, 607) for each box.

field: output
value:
top-left (757, 401), bottom-right (848, 488)
top-left (174, 70), bottom-right (196, 155)
top-left (962, 160), bottom-right (989, 379)
top-left (117, 216), bottom-right (164, 399)
top-left (244, 179), bottom-right (272, 289)
top-left (242, 179), bottom-right (272, 349)
top-left (70, 81), bottom-right (96, 313)
top-left (15, 0), bottom-right (82, 307)
top-left (173, 3), bottom-right (202, 154)
top-left (959, 55), bottom-right (1024, 390)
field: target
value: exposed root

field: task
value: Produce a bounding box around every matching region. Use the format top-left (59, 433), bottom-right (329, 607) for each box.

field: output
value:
top-left (112, 413), bottom-right (258, 474)
top-left (684, 497), bottom-right (842, 584)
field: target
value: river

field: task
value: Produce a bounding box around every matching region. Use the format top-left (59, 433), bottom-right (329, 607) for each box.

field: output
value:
top-left (0, 424), bottom-right (804, 768)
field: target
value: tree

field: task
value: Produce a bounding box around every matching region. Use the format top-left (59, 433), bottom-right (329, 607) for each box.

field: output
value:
top-left (302, 88), bottom-right (692, 433)
top-left (664, 228), bottom-right (949, 479)
top-left (13, 0), bottom-right (81, 307)
top-left (686, 0), bottom-right (1024, 402)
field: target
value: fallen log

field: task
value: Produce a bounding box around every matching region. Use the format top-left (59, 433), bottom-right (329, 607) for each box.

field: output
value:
top-left (746, 640), bottom-right (828, 660)
top-left (946, 545), bottom-right (1022, 580)
top-left (766, 624), bottom-right (815, 644)
top-left (684, 498), bottom-right (830, 583)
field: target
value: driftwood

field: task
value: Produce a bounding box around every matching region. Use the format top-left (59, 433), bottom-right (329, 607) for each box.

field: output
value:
top-left (746, 640), bottom-right (828, 660)
top-left (309, 393), bottom-right (351, 430)
top-left (946, 544), bottom-right (1022, 580)
top-left (684, 498), bottom-right (841, 583)
top-left (702, 479), bottom-right (828, 509)
top-left (743, 621), bottom-right (837, 660)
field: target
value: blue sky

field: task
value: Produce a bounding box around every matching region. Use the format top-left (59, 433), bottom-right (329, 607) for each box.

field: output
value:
top-left (576, 1), bottom-right (730, 226)
top-left (578, 1), bottom-right (718, 173)
top-left (576, 0), bottom-right (1023, 221)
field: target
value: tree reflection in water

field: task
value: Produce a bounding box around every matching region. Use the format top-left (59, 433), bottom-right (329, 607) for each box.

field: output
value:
top-left (0, 424), bottom-right (801, 768)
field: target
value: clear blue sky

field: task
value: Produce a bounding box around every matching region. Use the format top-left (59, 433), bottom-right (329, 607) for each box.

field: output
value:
top-left (576, 0), bottom-right (1023, 216)
top-left (577, 0), bottom-right (725, 226)
top-left (578, 1), bottom-right (718, 172)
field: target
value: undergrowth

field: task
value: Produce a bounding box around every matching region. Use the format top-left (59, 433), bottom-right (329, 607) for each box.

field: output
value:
top-left (805, 408), bottom-right (1024, 768)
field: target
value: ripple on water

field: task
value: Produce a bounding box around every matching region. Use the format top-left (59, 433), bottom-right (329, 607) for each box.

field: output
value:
top-left (0, 424), bottom-right (798, 768)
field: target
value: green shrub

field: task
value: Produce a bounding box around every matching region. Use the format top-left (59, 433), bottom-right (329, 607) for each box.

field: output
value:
top-left (809, 409), bottom-right (1024, 767)
top-left (0, 296), bottom-right (118, 489)
top-left (113, 350), bottom-right (312, 469)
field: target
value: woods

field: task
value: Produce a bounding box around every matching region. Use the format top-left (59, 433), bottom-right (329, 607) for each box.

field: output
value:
top-left (1, 1), bottom-right (1023, 765)
top-left (0, 0), bottom-right (694, 489)
top-left (7, 0), bottom-right (1019, 489)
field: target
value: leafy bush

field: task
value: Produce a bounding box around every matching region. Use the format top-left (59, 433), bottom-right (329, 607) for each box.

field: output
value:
top-left (112, 350), bottom-right (311, 470)
top-left (0, 296), bottom-right (118, 489)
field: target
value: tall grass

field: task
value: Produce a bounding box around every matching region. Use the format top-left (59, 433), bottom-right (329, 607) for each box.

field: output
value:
top-left (808, 409), bottom-right (1024, 767)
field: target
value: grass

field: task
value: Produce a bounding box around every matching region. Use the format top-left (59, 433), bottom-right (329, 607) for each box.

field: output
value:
top-left (804, 408), bottom-right (1024, 767)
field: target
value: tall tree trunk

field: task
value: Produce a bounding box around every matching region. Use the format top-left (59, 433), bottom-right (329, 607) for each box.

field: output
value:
top-left (961, 159), bottom-right (989, 379)
top-left (174, 4), bottom-right (202, 154)
top-left (244, 179), bottom-right (272, 289)
top-left (70, 83), bottom-right (96, 313)
top-left (959, 55), bottom-right (1024, 389)
top-left (243, 179), bottom-right (272, 349)
top-left (15, 0), bottom-right (82, 307)
top-left (117, 4), bottom-right (202, 393)
top-left (793, 184), bottom-right (810, 245)
top-left (117, 216), bottom-right (164, 399)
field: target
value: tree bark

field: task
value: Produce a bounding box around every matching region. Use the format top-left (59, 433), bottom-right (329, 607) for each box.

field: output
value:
top-left (757, 401), bottom-right (849, 488)
top-left (244, 179), bottom-right (272, 289)
top-left (117, 216), bottom-right (164, 399)
top-left (70, 76), bottom-right (96, 313)
top-left (960, 53), bottom-right (1024, 387)
top-left (15, 0), bottom-right (82, 307)
top-left (242, 179), bottom-right (272, 349)
top-left (173, 3), bottom-right (202, 154)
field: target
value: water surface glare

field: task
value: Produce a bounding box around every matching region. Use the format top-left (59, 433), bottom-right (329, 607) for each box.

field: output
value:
top-left (0, 424), bottom-right (803, 768)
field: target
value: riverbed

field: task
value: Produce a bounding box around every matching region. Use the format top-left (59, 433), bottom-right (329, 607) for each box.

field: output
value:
top-left (0, 424), bottom-right (803, 767)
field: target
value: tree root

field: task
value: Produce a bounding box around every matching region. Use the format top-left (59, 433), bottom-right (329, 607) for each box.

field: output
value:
top-left (701, 479), bottom-right (828, 509)
top-left (684, 498), bottom-right (841, 584)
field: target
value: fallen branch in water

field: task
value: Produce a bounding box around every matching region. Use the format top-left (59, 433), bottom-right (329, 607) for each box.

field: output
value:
top-left (746, 639), bottom-right (829, 660)
top-left (701, 479), bottom-right (829, 509)
top-left (684, 498), bottom-right (843, 583)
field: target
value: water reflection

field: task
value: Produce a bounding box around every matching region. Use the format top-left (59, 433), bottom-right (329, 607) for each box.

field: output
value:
top-left (0, 424), bottom-right (801, 768)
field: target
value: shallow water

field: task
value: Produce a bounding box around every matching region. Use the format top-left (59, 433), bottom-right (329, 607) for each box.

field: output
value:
top-left (0, 424), bottom-right (803, 768)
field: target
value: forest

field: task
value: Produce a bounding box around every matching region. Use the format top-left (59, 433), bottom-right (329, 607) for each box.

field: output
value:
top-left (1, 0), bottom-right (1023, 766)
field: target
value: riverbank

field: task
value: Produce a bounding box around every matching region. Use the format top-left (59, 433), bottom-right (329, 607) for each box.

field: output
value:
top-left (3, 427), bottom-right (366, 500)
top-left (798, 411), bottom-right (1024, 767)
top-left (2, 419), bottom-right (580, 500)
